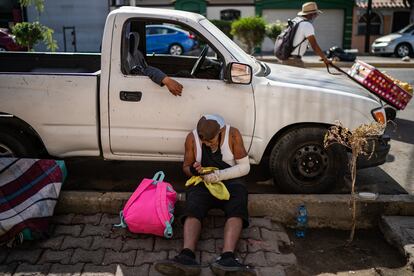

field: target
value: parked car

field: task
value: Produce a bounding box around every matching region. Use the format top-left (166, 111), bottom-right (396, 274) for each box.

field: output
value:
top-left (0, 29), bottom-right (26, 52)
top-left (371, 23), bottom-right (414, 57)
top-left (0, 7), bottom-right (390, 193)
top-left (146, 24), bottom-right (196, 55)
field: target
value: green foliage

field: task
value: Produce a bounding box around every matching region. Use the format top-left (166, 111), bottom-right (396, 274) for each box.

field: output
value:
top-left (15, 0), bottom-right (57, 52)
top-left (211, 19), bottom-right (233, 39)
top-left (265, 20), bottom-right (286, 42)
top-left (231, 16), bottom-right (266, 54)
top-left (12, 22), bottom-right (58, 51)
top-left (19, 0), bottom-right (44, 14)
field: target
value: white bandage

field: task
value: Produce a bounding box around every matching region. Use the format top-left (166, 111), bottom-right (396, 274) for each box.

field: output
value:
top-left (202, 170), bottom-right (220, 183)
top-left (217, 156), bottom-right (250, 181)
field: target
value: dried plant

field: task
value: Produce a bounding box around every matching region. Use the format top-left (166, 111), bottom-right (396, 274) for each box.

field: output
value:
top-left (324, 120), bottom-right (386, 243)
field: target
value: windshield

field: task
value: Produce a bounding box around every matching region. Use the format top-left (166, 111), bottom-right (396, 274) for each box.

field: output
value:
top-left (199, 19), bottom-right (260, 73)
top-left (398, 23), bottom-right (414, 34)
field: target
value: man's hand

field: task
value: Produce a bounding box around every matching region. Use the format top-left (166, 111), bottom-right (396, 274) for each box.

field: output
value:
top-left (202, 170), bottom-right (220, 183)
top-left (322, 56), bottom-right (332, 66)
top-left (193, 162), bottom-right (202, 174)
top-left (162, 76), bottom-right (183, 96)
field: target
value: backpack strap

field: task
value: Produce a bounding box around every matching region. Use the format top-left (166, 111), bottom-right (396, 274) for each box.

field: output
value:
top-left (292, 18), bottom-right (308, 50)
top-left (152, 171), bottom-right (165, 184)
top-left (113, 210), bottom-right (127, 228)
top-left (155, 181), bottom-right (174, 238)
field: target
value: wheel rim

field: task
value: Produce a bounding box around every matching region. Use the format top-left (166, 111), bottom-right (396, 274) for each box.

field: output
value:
top-left (0, 48), bottom-right (6, 52)
top-left (397, 45), bottom-right (410, 57)
top-left (0, 143), bottom-right (14, 157)
top-left (170, 45), bottom-right (182, 55)
top-left (289, 144), bottom-right (329, 182)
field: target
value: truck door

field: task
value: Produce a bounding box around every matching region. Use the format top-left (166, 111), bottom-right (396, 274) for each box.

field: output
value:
top-left (106, 19), bottom-right (254, 160)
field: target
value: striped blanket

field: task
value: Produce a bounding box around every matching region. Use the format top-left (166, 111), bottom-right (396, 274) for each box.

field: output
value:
top-left (0, 158), bottom-right (66, 245)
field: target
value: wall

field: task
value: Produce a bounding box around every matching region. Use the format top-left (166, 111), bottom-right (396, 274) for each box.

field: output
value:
top-left (27, 0), bottom-right (108, 52)
top-left (351, 7), bottom-right (403, 53)
top-left (206, 6), bottom-right (255, 20)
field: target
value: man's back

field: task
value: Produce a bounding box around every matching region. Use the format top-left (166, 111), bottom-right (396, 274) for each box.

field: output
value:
top-left (291, 17), bottom-right (315, 57)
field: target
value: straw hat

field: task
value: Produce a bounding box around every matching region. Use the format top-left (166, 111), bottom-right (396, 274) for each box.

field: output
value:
top-left (297, 2), bottom-right (323, 16)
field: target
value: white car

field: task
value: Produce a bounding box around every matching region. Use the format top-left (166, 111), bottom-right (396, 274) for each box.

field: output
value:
top-left (0, 7), bottom-right (389, 193)
top-left (372, 23), bottom-right (414, 57)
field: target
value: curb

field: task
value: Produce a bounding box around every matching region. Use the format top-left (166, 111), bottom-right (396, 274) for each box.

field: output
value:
top-left (56, 191), bottom-right (414, 230)
top-left (257, 58), bottom-right (414, 68)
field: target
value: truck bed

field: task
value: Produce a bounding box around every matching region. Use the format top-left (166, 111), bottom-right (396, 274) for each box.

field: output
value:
top-left (0, 52), bottom-right (100, 74)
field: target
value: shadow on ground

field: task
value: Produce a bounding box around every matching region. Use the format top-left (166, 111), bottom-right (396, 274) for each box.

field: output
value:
top-left (63, 158), bottom-right (407, 194)
top-left (386, 118), bottom-right (414, 145)
top-left (287, 228), bottom-right (406, 275)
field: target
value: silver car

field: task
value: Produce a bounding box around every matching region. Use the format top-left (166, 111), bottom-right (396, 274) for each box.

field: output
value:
top-left (371, 23), bottom-right (414, 57)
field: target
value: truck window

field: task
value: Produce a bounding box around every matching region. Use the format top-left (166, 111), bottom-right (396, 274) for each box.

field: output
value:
top-left (121, 20), bottom-right (224, 80)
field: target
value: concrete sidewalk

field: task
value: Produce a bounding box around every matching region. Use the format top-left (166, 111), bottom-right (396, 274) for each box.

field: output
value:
top-left (257, 54), bottom-right (414, 68)
top-left (380, 216), bottom-right (414, 269)
top-left (0, 214), bottom-right (294, 276)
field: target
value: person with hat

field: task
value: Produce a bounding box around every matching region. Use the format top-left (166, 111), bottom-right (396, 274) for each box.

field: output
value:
top-left (282, 2), bottom-right (331, 68)
top-left (154, 114), bottom-right (256, 276)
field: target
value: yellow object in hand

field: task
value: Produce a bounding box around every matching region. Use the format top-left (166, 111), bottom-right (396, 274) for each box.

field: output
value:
top-left (185, 167), bottom-right (230, 200)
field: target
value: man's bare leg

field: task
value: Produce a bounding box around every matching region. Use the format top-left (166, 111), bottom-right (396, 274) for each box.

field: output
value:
top-left (223, 217), bottom-right (243, 252)
top-left (183, 216), bottom-right (202, 252)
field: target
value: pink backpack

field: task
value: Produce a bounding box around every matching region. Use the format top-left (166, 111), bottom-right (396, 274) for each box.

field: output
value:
top-left (115, 171), bottom-right (177, 238)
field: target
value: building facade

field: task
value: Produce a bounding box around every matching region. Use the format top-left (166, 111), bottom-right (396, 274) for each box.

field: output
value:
top-left (26, 0), bottom-right (108, 52)
top-left (352, 0), bottom-right (411, 53)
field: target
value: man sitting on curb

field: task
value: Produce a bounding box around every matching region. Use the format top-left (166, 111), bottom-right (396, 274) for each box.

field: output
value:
top-left (154, 114), bottom-right (256, 276)
top-left (281, 2), bottom-right (331, 68)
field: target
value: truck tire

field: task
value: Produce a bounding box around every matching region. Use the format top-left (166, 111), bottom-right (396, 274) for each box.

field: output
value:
top-left (0, 128), bottom-right (39, 157)
top-left (269, 126), bottom-right (348, 193)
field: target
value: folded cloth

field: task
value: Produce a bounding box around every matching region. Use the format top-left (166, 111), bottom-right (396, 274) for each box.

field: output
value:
top-left (185, 167), bottom-right (230, 200)
top-left (0, 158), bottom-right (66, 246)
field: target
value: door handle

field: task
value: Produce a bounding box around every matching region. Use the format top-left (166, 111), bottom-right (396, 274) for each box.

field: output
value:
top-left (120, 91), bottom-right (142, 102)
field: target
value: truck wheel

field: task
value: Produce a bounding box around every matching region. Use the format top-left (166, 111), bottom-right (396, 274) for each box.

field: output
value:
top-left (269, 127), bottom-right (348, 193)
top-left (0, 129), bottom-right (38, 157)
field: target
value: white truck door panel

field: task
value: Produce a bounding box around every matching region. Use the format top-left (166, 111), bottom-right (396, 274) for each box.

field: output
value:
top-left (108, 75), bottom-right (254, 159)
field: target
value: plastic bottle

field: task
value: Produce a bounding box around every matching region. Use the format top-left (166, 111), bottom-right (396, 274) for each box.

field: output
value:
top-left (295, 204), bottom-right (308, 238)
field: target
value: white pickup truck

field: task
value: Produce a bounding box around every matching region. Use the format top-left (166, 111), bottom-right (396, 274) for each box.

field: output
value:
top-left (0, 7), bottom-right (390, 193)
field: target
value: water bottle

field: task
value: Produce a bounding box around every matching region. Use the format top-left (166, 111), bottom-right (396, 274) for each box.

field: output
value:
top-left (295, 204), bottom-right (308, 238)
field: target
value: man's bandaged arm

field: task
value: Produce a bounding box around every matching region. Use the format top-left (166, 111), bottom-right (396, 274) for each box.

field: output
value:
top-left (218, 156), bottom-right (250, 181)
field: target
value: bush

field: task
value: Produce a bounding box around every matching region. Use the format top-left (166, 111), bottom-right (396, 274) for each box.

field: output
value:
top-left (266, 21), bottom-right (286, 42)
top-left (211, 19), bottom-right (233, 39)
top-left (12, 21), bottom-right (57, 51)
top-left (231, 16), bottom-right (266, 54)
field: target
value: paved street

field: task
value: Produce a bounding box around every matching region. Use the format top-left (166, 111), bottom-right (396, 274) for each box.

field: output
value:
top-left (0, 214), bottom-right (294, 276)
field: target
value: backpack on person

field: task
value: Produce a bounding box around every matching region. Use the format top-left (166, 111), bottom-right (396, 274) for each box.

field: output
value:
top-left (115, 171), bottom-right (177, 238)
top-left (274, 17), bottom-right (307, 60)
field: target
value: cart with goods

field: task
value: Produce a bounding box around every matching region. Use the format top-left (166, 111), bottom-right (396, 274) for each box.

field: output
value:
top-left (328, 60), bottom-right (413, 120)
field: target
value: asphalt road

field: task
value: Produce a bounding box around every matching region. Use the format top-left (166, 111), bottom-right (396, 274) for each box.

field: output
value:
top-left (63, 68), bottom-right (414, 195)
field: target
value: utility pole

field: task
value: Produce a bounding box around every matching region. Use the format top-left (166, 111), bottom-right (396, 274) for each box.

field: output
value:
top-left (364, 0), bottom-right (372, 53)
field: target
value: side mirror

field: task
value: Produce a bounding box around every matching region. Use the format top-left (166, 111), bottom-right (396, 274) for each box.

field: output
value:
top-left (225, 62), bottom-right (252, 85)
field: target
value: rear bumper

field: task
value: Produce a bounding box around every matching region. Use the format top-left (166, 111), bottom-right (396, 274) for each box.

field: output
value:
top-left (356, 134), bottom-right (391, 169)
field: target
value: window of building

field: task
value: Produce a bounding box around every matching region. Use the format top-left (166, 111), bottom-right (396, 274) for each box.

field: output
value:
top-left (358, 12), bottom-right (382, 35)
top-left (220, 9), bottom-right (240, 21)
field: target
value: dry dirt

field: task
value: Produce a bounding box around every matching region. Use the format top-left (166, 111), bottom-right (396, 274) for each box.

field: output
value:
top-left (285, 228), bottom-right (410, 276)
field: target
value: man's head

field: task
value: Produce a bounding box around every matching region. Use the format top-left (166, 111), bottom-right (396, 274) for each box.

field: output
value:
top-left (298, 2), bottom-right (322, 21)
top-left (197, 115), bottom-right (224, 148)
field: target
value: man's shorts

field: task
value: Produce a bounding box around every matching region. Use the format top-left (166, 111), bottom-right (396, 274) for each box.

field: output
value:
top-left (181, 180), bottom-right (249, 228)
